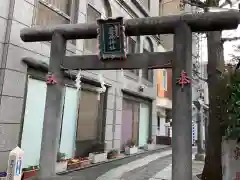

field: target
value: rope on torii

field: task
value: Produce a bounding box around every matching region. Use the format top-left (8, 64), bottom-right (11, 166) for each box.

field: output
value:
top-left (75, 69), bottom-right (82, 90)
top-left (97, 73), bottom-right (106, 100)
top-left (75, 70), bottom-right (106, 100)
top-left (120, 68), bottom-right (127, 89)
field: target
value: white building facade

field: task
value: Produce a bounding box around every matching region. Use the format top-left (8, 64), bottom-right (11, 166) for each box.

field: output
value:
top-left (0, 0), bottom-right (162, 171)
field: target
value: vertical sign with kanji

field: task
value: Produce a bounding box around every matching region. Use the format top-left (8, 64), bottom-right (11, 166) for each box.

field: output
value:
top-left (97, 17), bottom-right (126, 60)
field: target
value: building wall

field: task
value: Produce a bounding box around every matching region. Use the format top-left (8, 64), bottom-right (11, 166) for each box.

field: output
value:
top-left (165, 69), bottom-right (172, 100)
top-left (159, 0), bottom-right (182, 51)
top-left (0, 0), bottom-right (160, 171)
top-left (159, 0), bottom-right (205, 142)
top-left (156, 60), bottom-right (172, 138)
top-left (159, 0), bottom-right (203, 102)
top-left (156, 69), bottom-right (172, 100)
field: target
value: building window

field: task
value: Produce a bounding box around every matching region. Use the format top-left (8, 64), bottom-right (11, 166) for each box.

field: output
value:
top-left (21, 78), bottom-right (79, 167)
top-left (142, 49), bottom-right (153, 82)
top-left (142, 37), bottom-right (154, 82)
top-left (165, 109), bottom-right (172, 123)
top-left (157, 116), bottom-right (160, 130)
top-left (159, 0), bottom-right (163, 16)
top-left (21, 78), bottom-right (47, 167)
top-left (162, 69), bottom-right (167, 90)
top-left (76, 90), bottom-right (99, 141)
top-left (140, 0), bottom-right (150, 10)
top-left (36, 0), bottom-right (73, 26)
top-left (36, 0), bottom-right (78, 44)
top-left (128, 38), bottom-right (139, 75)
top-left (85, 5), bottom-right (101, 52)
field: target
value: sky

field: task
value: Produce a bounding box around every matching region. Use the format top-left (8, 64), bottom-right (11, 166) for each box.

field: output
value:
top-left (198, 0), bottom-right (240, 63)
top-left (222, 2), bottom-right (240, 62)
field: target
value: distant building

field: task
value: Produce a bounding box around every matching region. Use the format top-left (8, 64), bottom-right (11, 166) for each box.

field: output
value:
top-left (156, 68), bottom-right (172, 142)
top-left (158, 0), bottom-right (209, 145)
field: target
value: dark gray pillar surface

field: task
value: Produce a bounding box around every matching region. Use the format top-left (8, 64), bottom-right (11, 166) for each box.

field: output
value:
top-left (204, 108), bottom-right (209, 150)
top-left (200, 108), bottom-right (205, 150)
top-left (38, 33), bottom-right (66, 179)
top-left (195, 105), bottom-right (205, 161)
top-left (197, 107), bottom-right (204, 153)
top-left (172, 22), bottom-right (192, 180)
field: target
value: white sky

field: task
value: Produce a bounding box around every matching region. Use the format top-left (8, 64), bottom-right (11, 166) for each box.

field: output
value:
top-left (222, 1), bottom-right (240, 62)
top-left (198, 0), bottom-right (240, 63)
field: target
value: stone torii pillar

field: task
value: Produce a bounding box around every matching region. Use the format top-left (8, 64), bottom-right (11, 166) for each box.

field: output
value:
top-left (172, 22), bottom-right (193, 179)
top-left (20, 11), bottom-right (239, 180)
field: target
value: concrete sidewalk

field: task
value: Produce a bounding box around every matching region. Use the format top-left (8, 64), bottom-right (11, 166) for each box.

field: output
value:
top-left (58, 145), bottom-right (170, 175)
top-left (149, 156), bottom-right (204, 180)
top-left (96, 150), bottom-right (172, 180)
top-left (192, 160), bottom-right (204, 179)
top-left (58, 146), bottom-right (171, 180)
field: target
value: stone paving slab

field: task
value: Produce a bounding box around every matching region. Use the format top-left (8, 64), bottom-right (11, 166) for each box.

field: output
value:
top-left (37, 147), bottom-right (201, 180)
top-left (58, 145), bottom-right (170, 175)
top-left (192, 161), bottom-right (204, 176)
top-left (97, 150), bottom-right (172, 180)
top-left (121, 154), bottom-right (172, 180)
top-left (149, 160), bottom-right (203, 180)
top-left (59, 147), bottom-right (171, 180)
top-left (149, 152), bottom-right (203, 180)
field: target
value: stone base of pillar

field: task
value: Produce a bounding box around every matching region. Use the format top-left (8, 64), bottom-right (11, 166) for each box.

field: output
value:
top-left (195, 153), bottom-right (205, 161)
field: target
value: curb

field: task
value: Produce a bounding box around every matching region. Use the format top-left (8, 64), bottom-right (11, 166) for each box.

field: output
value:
top-left (58, 146), bottom-right (171, 175)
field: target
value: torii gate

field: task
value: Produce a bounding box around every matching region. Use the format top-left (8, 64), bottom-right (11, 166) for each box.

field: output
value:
top-left (20, 11), bottom-right (239, 180)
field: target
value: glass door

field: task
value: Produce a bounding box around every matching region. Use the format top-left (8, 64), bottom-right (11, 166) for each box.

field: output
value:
top-left (138, 103), bottom-right (150, 147)
top-left (121, 99), bottom-right (133, 150)
top-left (59, 86), bottom-right (79, 159)
top-left (21, 78), bottom-right (47, 167)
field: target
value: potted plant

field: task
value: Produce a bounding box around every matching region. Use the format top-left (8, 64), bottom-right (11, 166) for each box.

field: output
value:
top-left (67, 157), bottom-right (90, 170)
top-left (144, 137), bottom-right (155, 151)
top-left (89, 141), bottom-right (107, 164)
top-left (56, 152), bottom-right (68, 173)
top-left (79, 157), bottom-right (90, 168)
top-left (22, 165), bottom-right (39, 179)
top-left (125, 139), bottom-right (138, 155)
top-left (107, 149), bottom-right (119, 159)
top-left (67, 158), bottom-right (81, 170)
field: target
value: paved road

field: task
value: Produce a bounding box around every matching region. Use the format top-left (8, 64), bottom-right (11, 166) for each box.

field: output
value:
top-left (121, 154), bottom-right (172, 180)
top-left (59, 148), bottom-right (171, 180)
top-left (58, 147), bottom-right (201, 180)
top-left (97, 150), bottom-right (172, 180)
